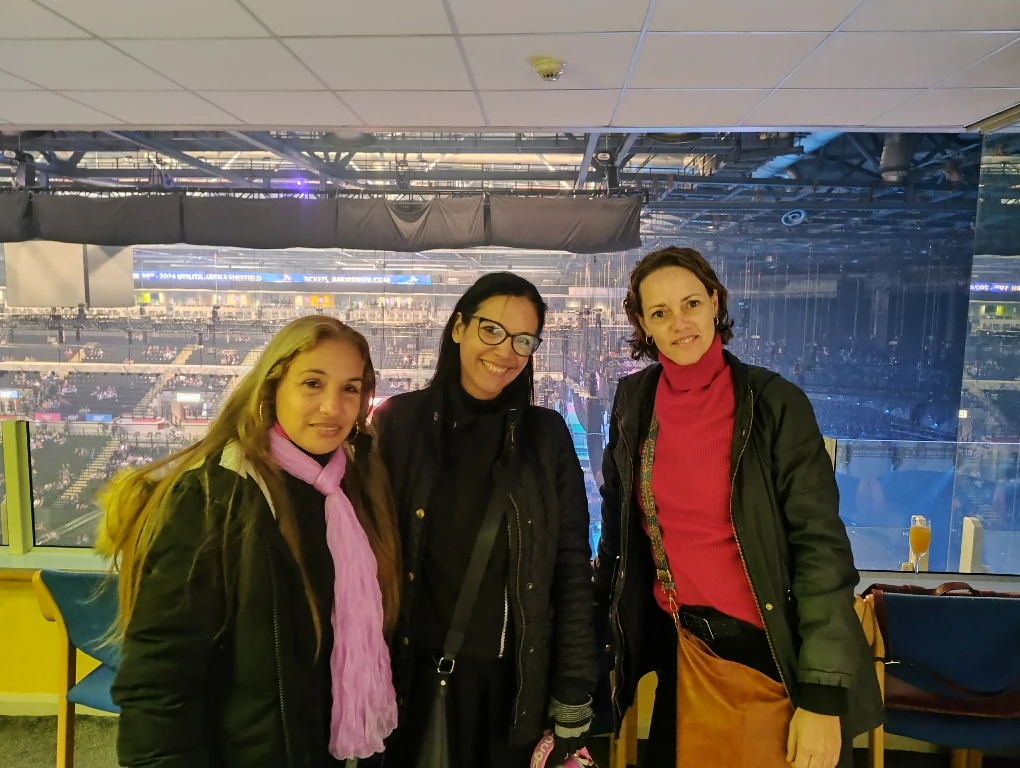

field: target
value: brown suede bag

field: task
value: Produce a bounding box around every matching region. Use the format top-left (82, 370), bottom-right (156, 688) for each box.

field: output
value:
top-left (675, 625), bottom-right (793, 767)
top-left (640, 414), bottom-right (794, 767)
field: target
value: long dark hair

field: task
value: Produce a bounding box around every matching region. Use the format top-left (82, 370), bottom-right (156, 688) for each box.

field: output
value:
top-left (624, 246), bottom-right (734, 362)
top-left (430, 272), bottom-right (547, 403)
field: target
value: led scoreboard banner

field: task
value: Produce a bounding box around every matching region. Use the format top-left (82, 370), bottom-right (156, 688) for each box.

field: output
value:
top-left (971, 283), bottom-right (1020, 294)
top-left (133, 271), bottom-right (431, 286)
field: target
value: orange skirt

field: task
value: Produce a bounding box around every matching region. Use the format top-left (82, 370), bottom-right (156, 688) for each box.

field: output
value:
top-left (676, 627), bottom-right (794, 767)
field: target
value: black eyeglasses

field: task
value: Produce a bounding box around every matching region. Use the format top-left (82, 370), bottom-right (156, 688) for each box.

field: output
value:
top-left (472, 316), bottom-right (543, 357)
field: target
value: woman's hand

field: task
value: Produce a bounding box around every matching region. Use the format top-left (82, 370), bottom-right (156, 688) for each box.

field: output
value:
top-left (786, 707), bottom-right (841, 768)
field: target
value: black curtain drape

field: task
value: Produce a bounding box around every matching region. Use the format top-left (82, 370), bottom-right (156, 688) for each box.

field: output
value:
top-left (0, 192), bottom-right (642, 254)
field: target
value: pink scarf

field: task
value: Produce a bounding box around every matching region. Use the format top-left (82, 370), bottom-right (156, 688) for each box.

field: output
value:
top-left (268, 427), bottom-right (397, 759)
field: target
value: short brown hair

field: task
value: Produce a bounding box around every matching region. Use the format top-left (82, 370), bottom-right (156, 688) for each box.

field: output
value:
top-left (624, 246), bottom-right (734, 361)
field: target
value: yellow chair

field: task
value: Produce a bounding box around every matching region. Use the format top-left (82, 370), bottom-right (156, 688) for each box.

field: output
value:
top-left (32, 570), bottom-right (120, 768)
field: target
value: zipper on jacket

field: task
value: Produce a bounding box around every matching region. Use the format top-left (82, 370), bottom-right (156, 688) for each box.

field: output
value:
top-left (498, 584), bottom-right (509, 659)
top-left (510, 493), bottom-right (526, 725)
top-left (261, 537), bottom-right (294, 765)
top-left (610, 406), bottom-right (633, 721)
top-left (728, 389), bottom-right (789, 696)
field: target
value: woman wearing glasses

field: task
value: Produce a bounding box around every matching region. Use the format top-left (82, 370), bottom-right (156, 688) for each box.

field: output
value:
top-left (373, 272), bottom-right (597, 767)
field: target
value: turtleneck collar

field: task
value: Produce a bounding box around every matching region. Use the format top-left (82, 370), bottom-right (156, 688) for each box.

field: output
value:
top-left (658, 334), bottom-right (726, 392)
top-left (446, 374), bottom-right (525, 427)
top-left (273, 421), bottom-right (333, 466)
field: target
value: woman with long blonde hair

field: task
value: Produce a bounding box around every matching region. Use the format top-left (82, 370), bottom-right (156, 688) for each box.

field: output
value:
top-left (99, 316), bottom-right (401, 768)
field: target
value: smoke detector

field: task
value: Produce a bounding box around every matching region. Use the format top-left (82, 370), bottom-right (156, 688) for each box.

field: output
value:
top-left (531, 57), bottom-right (566, 82)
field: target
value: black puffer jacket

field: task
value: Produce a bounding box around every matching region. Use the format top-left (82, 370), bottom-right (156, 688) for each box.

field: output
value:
top-left (372, 386), bottom-right (598, 745)
top-left (111, 443), bottom-right (351, 768)
top-left (594, 352), bottom-right (884, 739)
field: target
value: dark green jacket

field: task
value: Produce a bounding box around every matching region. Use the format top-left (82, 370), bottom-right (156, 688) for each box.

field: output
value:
top-left (110, 443), bottom-right (345, 768)
top-left (593, 352), bottom-right (884, 738)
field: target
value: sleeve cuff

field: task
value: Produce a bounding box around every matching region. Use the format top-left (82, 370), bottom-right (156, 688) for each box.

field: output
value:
top-left (798, 683), bottom-right (848, 717)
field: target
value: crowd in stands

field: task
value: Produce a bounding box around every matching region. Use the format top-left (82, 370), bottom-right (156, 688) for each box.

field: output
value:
top-left (31, 430), bottom-right (191, 546)
top-left (163, 374), bottom-right (232, 392)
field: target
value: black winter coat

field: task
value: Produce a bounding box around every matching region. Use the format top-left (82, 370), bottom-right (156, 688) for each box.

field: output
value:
top-left (594, 352), bottom-right (884, 739)
top-left (372, 386), bottom-right (598, 746)
top-left (111, 443), bottom-right (348, 768)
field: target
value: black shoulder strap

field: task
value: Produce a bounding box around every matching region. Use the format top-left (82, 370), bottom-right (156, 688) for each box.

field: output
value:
top-left (438, 464), bottom-right (511, 669)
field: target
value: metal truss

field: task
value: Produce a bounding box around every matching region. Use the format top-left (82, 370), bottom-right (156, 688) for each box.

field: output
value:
top-left (0, 129), bottom-right (985, 244)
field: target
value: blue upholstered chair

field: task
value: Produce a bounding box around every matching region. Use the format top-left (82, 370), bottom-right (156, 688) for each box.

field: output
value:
top-left (32, 569), bottom-right (120, 768)
top-left (874, 588), bottom-right (1020, 767)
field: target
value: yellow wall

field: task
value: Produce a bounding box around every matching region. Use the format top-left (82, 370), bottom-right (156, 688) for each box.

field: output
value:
top-left (0, 571), bottom-right (103, 715)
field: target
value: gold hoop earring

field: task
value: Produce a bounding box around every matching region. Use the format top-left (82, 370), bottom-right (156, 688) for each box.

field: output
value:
top-left (259, 402), bottom-right (265, 423)
top-left (348, 421), bottom-right (361, 441)
top-left (645, 334), bottom-right (654, 345)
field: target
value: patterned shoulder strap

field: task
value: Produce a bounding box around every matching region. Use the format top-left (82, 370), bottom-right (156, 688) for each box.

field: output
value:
top-left (639, 411), bottom-right (680, 626)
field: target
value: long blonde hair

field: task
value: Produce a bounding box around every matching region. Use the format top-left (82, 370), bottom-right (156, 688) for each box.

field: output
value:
top-left (98, 316), bottom-right (401, 650)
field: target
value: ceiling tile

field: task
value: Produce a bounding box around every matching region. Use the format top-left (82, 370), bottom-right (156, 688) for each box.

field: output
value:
top-left (340, 91), bottom-right (483, 127)
top-left (65, 91), bottom-right (240, 125)
top-left (741, 88), bottom-right (922, 126)
top-left (462, 33), bottom-right (637, 90)
top-left (651, 0), bottom-right (862, 32)
top-left (448, 0), bottom-right (650, 34)
top-left (480, 90), bottom-right (617, 127)
top-left (116, 39), bottom-right (323, 90)
top-left (0, 70), bottom-right (39, 90)
top-left (872, 87), bottom-right (1020, 127)
top-left (0, 41), bottom-right (177, 90)
top-left (0, 91), bottom-right (122, 124)
top-left (36, 0), bottom-right (267, 37)
top-left (630, 33), bottom-right (826, 89)
top-left (614, 89), bottom-right (768, 127)
top-left (200, 91), bottom-right (360, 126)
top-left (288, 37), bottom-right (471, 90)
top-left (845, 0), bottom-right (1020, 31)
top-left (784, 31), bottom-right (1018, 88)
top-left (943, 38), bottom-right (1020, 88)
top-left (1, 0), bottom-right (91, 38)
top-left (240, 0), bottom-right (450, 36)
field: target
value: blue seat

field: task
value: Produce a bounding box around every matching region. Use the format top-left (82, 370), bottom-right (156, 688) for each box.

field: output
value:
top-left (33, 569), bottom-right (120, 768)
top-left (878, 590), bottom-right (1020, 761)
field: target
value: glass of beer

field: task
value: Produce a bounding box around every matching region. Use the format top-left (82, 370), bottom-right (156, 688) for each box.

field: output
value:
top-left (909, 515), bottom-right (931, 575)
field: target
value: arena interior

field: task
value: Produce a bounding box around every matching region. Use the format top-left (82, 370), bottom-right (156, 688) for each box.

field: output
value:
top-left (0, 131), bottom-right (1016, 579)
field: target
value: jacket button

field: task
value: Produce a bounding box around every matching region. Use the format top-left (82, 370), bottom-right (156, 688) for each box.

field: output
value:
top-left (528, 646), bottom-right (534, 654)
top-left (402, 636), bottom-right (409, 646)
top-left (407, 572), bottom-right (415, 582)
top-left (415, 508), bottom-right (425, 519)
top-left (433, 412), bottom-right (439, 422)
top-left (765, 603), bottom-right (773, 611)
top-left (526, 582), bottom-right (533, 590)
top-left (527, 519), bottom-right (532, 525)
top-left (398, 697), bottom-right (404, 706)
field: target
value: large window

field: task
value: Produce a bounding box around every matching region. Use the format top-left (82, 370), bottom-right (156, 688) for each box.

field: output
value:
top-left (4, 132), bottom-right (1020, 573)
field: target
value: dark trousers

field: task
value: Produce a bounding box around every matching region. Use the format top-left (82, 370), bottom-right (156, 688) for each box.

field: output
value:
top-left (642, 606), bottom-right (854, 768)
top-left (386, 653), bottom-right (534, 768)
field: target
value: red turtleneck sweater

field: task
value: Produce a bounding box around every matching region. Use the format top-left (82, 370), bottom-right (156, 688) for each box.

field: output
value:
top-left (644, 335), bottom-right (762, 628)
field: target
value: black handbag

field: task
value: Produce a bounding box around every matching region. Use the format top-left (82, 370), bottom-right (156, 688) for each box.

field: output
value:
top-left (415, 465), bottom-right (512, 768)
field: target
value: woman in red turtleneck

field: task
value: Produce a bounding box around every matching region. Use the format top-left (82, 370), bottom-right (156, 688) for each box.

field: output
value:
top-left (594, 247), bottom-right (883, 768)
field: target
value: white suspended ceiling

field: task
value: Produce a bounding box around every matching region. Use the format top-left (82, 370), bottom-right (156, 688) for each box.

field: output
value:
top-left (0, 0), bottom-right (1018, 132)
